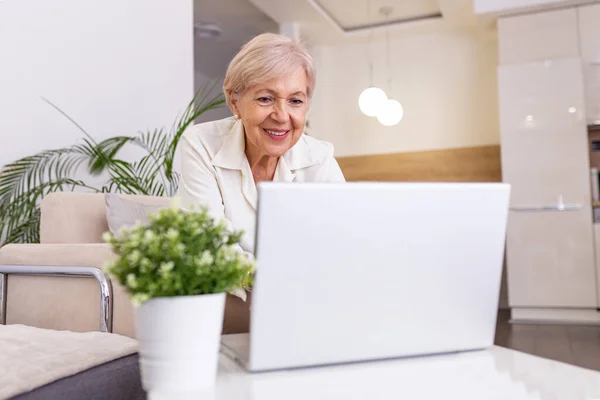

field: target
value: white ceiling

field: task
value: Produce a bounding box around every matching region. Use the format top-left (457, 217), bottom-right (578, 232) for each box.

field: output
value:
top-left (248, 0), bottom-right (488, 45)
top-left (317, 0), bottom-right (442, 31)
top-left (193, 0), bottom-right (278, 79)
top-left (192, 0), bottom-right (496, 78)
top-left (191, 0), bottom-right (600, 80)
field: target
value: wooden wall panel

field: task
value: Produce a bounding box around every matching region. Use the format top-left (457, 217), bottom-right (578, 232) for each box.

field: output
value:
top-left (336, 145), bottom-right (502, 183)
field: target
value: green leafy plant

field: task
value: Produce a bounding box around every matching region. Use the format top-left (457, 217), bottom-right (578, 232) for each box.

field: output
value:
top-left (103, 203), bottom-right (255, 306)
top-left (0, 82), bottom-right (226, 246)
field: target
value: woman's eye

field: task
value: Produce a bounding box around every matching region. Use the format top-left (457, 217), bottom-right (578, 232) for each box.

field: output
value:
top-left (290, 98), bottom-right (304, 105)
top-left (257, 97), bottom-right (272, 104)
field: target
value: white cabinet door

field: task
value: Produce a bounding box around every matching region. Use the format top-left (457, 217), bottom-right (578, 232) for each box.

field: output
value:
top-left (498, 8), bottom-right (579, 65)
top-left (506, 211), bottom-right (597, 307)
top-left (498, 58), bottom-right (597, 308)
top-left (579, 4), bottom-right (600, 125)
top-left (578, 4), bottom-right (600, 62)
top-left (583, 63), bottom-right (600, 125)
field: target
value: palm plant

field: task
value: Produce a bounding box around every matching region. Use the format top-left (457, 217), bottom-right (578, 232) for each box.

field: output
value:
top-left (0, 82), bottom-right (226, 246)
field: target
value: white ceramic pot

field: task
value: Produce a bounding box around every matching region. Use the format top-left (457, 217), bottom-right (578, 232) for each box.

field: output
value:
top-left (135, 293), bottom-right (226, 396)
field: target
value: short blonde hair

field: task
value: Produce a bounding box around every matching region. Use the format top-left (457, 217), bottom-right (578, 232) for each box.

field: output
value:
top-left (223, 33), bottom-right (316, 108)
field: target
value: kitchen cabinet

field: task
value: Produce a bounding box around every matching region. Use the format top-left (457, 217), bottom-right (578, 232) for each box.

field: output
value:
top-left (497, 8), bottom-right (579, 66)
top-left (498, 58), bottom-right (598, 321)
top-left (578, 4), bottom-right (600, 61)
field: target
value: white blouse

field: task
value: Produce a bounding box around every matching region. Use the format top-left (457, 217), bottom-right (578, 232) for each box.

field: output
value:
top-left (177, 117), bottom-right (346, 255)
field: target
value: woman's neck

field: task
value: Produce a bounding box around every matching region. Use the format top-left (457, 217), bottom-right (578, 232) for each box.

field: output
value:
top-left (245, 142), bottom-right (278, 184)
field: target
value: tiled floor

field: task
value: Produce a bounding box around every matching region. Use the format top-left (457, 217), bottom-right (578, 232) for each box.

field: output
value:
top-left (494, 310), bottom-right (600, 371)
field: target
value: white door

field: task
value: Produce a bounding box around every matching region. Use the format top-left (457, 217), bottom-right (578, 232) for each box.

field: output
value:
top-left (498, 58), bottom-right (597, 308)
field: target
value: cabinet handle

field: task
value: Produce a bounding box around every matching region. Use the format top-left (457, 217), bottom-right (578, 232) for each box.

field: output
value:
top-left (510, 204), bottom-right (583, 212)
top-left (510, 195), bottom-right (583, 212)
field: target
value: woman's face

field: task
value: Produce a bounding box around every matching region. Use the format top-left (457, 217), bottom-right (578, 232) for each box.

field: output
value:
top-left (231, 67), bottom-right (309, 158)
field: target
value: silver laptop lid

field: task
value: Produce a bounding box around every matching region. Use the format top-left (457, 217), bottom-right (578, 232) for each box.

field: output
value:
top-left (249, 182), bottom-right (510, 371)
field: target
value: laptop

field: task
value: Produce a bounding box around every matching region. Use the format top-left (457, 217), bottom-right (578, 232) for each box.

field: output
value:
top-left (220, 182), bottom-right (511, 372)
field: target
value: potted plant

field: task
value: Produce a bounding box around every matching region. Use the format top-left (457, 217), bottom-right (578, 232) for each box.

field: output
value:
top-left (103, 200), bottom-right (255, 395)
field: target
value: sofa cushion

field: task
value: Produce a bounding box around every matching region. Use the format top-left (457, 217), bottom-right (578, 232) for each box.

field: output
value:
top-left (40, 192), bottom-right (171, 244)
top-left (40, 193), bottom-right (110, 244)
top-left (0, 324), bottom-right (138, 400)
top-left (104, 194), bottom-right (168, 236)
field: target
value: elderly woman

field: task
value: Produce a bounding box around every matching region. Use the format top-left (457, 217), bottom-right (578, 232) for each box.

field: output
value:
top-left (177, 32), bottom-right (345, 332)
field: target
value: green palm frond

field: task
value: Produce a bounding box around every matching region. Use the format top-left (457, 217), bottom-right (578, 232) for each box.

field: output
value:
top-left (0, 148), bottom-right (91, 206)
top-left (41, 97), bottom-right (124, 176)
top-left (130, 128), bottom-right (171, 193)
top-left (7, 209), bottom-right (41, 244)
top-left (133, 128), bottom-right (170, 157)
top-left (133, 154), bottom-right (165, 195)
top-left (105, 156), bottom-right (166, 197)
top-left (106, 160), bottom-right (149, 195)
top-left (88, 136), bottom-right (135, 175)
top-left (164, 82), bottom-right (226, 179)
top-left (0, 178), bottom-right (99, 244)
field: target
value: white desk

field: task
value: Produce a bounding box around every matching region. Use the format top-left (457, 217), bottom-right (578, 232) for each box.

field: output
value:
top-left (152, 346), bottom-right (600, 399)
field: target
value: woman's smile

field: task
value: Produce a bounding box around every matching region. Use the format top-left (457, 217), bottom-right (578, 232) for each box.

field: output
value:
top-left (263, 128), bottom-right (290, 141)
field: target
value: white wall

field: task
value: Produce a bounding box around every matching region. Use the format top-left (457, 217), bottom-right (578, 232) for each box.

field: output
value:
top-left (309, 27), bottom-right (500, 157)
top-left (0, 0), bottom-right (194, 185)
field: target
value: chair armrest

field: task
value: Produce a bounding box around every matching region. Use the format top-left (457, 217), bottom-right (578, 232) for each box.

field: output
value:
top-left (0, 243), bottom-right (114, 270)
top-left (0, 265), bottom-right (113, 332)
top-left (0, 244), bottom-right (123, 334)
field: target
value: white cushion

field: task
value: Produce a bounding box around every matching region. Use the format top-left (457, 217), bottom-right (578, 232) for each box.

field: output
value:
top-left (104, 193), bottom-right (167, 236)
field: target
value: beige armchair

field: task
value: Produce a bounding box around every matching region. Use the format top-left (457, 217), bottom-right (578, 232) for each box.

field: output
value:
top-left (0, 192), bottom-right (251, 338)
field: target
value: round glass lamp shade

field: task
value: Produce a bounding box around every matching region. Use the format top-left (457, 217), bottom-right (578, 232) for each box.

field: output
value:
top-left (358, 87), bottom-right (387, 117)
top-left (377, 99), bottom-right (404, 126)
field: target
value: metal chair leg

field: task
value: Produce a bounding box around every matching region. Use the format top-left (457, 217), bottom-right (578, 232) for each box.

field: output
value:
top-left (0, 273), bottom-right (6, 326)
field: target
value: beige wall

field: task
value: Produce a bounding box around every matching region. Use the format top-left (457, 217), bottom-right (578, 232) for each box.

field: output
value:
top-left (308, 26), bottom-right (500, 158)
top-left (308, 25), bottom-right (506, 308)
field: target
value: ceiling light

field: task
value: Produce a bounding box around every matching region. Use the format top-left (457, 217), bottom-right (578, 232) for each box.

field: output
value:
top-left (358, 87), bottom-right (388, 117)
top-left (377, 99), bottom-right (404, 126)
top-left (357, 3), bottom-right (404, 125)
top-left (194, 22), bottom-right (222, 39)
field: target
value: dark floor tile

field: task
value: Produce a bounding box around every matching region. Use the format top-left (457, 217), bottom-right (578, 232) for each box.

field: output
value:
top-left (500, 335), bottom-right (537, 354)
top-left (570, 338), bottom-right (600, 360)
top-left (534, 335), bottom-right (576, 365)
top-left (535, 324), bottom-right (569, 337)
top-left (511, 323), bottom-right (540, 331)
top-left (565, 324), bottom-right (600, 334)
top-left (572, 355), bottom-right (600, 371)
top-left (566, 325), bottom-right (600, 341)
top-left (494, 313), bottom-right (600, 372)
